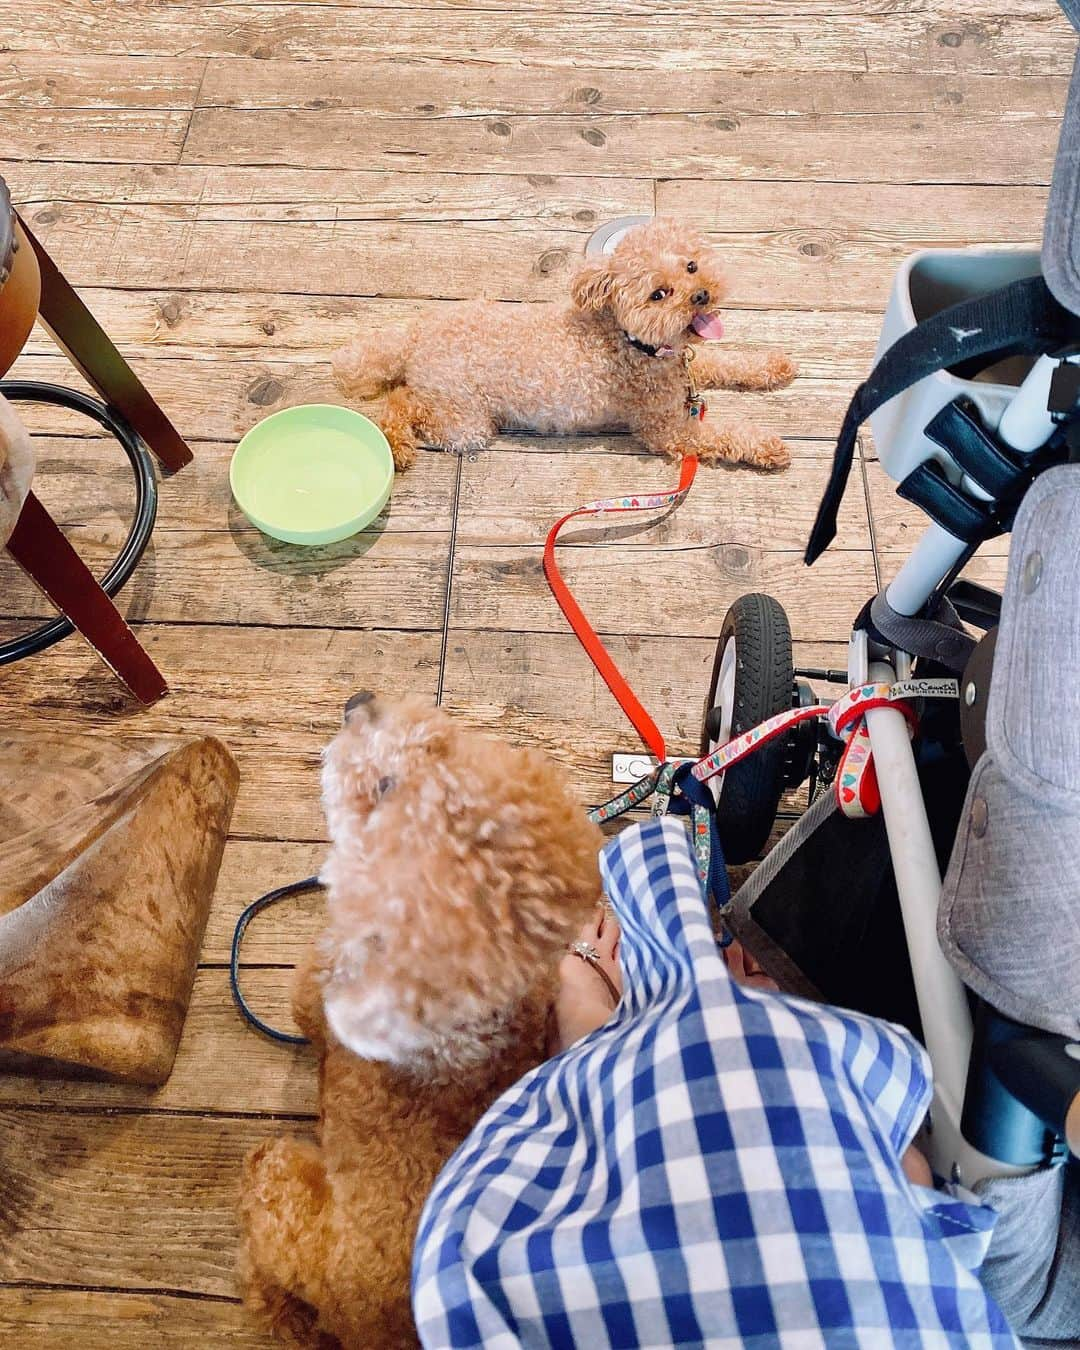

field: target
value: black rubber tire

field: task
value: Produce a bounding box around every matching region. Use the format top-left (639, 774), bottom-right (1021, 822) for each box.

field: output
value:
top-left (700, 593), bottom-right (794, 864)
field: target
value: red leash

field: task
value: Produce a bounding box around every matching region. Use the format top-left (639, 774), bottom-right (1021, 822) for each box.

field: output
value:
top-left (543, 458), bottom-right (960, 822)
top-left (542, 455), bottom-right (698, 762)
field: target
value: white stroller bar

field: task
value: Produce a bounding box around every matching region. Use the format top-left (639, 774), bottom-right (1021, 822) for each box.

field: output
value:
top-left (867, 348), bottom-right (1071, 1184)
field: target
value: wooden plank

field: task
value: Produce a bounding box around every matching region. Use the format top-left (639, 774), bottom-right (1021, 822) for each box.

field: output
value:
top-left (6, 351), bottom-right (858, 444)
top-left (0, 520), bottom-right (451, 630)
top-left (6, 167), bottom-right (650, 302)
top-left (8, 348), bottom-right (343, 440)
top-left (4, 161), bottom-right (649, 222)
top-left (7, 433), bottom-right (456, 538)
top-left (195, 617), bottom-right (832, 968)
top-left (0, 627), bottom-right (441, 841)
top-left (449, 443), bottom-right (870, 643)
top-left (15, 287), bottom-right (884, 382)
top-left (953, 550), bottom-right (1009, 592)
top-left (0, 427), bottom-right (454, 626)
top-left (2, 110), bottom-right (192, 167)
top-left (455, 449), bottom-right (869, 550)
top-left (0, 54), bottom-right (205, 164)
top-left (440, 631), bottom-right (857, 803)
top-left (203, 840), bottom-right (328, 962)
top-left (451, 546), bottom-right (876, 640)
top-left (198, 62), bottom-right (1068, 119)
top-left (656, 179), bottom-right (1046, 311)
top-left (8, 168), bottom-right (1048, 311)
top-left (0, 54), bottom-right (205, 107)
top-left (0, 970), bottom-right (318, 1116)
top-left (0, 1108), bottom-right (292, 1297)
top-left (0, 629), bottom-right (855, 842)
top-left (185, 107), bottom-right (1057, 186)
top-left (14, 208), bottom-right (601, 303)
top-left (0, 1289), bottom-right (269, 1349)
top-left (5, 6), bottom-right (1072, 74)
top-left (31, 0), bottom-right (1048, 14)
top-left (185, 68), bottom-right (1061, 183)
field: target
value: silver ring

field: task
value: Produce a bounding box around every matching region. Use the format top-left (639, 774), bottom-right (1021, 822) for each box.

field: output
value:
top-left (566, 940), bottom-right (620, 1006)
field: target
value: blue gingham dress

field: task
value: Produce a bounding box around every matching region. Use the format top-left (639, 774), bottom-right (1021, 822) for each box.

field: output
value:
top-left (413, 818), bottom-right (1016, 1347)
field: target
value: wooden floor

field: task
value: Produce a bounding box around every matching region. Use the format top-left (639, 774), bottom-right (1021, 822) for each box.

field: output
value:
top-left (0, 2), bottom-right (1071, 1343)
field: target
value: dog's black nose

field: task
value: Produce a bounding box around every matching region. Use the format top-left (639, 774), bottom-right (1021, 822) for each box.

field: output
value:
top-left (691, 289), bottom-right (710, 307)
top-left (344, 690), bottom-right (376, 723)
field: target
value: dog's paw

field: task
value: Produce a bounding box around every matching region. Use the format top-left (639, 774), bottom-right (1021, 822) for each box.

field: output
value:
top-left (755, 434), bottom-right (792, 471)
top-left (389, 440), bottom-right (417, 472)
top-left (760, 353), bottom-right (798, 391)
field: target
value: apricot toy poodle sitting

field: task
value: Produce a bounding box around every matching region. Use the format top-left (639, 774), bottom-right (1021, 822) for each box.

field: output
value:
top-left (332, 217), bottom-right (796, 471)
top-left (238, 694), bottom-right (604, 1348)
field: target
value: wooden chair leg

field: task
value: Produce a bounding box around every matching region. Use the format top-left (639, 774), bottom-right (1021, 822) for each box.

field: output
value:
top-left (15, 212), bottom-right (193, 472)
top-left (6, 491), bottom-right (168, 704)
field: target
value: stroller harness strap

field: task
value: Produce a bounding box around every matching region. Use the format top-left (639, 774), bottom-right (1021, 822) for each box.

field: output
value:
top-left (806, 276), bottom-right (1079, 566)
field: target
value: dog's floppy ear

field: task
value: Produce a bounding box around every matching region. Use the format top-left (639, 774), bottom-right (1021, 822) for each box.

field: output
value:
top-left (571, 259), bottom-right (615, 312)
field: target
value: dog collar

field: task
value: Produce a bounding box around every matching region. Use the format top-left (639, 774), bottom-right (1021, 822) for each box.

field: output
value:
top-left (624, 333), bottom-right (675, 358)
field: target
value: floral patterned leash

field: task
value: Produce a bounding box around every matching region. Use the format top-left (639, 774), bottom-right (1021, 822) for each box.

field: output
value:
top-left (585, 675), bottom-right (958, 916)
top-left (691, 678), bottom-right (958, 820)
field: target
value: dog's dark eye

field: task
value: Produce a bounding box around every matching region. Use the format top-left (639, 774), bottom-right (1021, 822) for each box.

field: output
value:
top-left (649, 288), bottom-right (667, 302)
top-left (687, 260), bottom-right (698, 274)
top-left (376, 775), bottom-right (396, 799)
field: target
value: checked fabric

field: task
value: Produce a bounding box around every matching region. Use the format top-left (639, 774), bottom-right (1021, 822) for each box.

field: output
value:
top-left (412, 818), bottom-right (1016, 1348)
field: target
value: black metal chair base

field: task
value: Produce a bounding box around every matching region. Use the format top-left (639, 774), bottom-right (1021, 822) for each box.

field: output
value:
top-left (0, 380), bottom-right (157, 665)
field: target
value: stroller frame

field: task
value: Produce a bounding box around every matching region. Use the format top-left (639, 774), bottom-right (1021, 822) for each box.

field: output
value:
top-left (706, 320), bottom-right (1080, 1189)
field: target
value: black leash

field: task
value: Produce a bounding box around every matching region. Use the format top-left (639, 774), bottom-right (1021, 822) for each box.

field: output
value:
top-left (232, 770), bottom-right (734, 1045)
top-left (230, 876), bottom-right (325, 1045)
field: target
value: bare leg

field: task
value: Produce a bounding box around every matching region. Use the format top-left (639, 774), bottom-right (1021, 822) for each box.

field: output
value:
top-left (723, 940), bottom-right (780, 992)
top-left (691, 348), bottom-right (798, 393)
top-left (902, 1142), bottom-right (933, 1186)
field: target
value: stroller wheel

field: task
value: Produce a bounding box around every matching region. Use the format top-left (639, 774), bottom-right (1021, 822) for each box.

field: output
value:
top-left (700, 593), bottom-right (794, 864)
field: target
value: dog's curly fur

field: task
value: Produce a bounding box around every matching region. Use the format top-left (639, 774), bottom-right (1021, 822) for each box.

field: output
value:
top-left (238, 695), bottom-right (603, 1348)
top-left (333, 217), bottom-right (796, 471)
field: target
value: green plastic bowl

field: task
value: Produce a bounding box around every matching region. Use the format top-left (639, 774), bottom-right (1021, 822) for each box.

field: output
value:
top-left (230, 404), bottom-right (394, 545)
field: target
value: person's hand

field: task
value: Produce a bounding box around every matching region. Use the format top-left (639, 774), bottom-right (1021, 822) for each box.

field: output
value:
top-left (723, 938), bottom-right (780, 992)
top-left (549, 905), bottom-right (623, 1053)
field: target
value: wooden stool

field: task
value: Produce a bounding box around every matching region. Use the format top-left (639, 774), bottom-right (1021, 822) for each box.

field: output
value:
top-left (0, 175), bottom-right (193, 705)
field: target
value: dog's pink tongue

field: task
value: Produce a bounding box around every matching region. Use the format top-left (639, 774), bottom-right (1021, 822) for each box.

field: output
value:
top-left (690, 312), bottom-right (725, 340)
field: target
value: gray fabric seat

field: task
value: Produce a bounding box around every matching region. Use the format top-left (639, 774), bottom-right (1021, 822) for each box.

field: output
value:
top-left (936, 467), bottom-right (1080, 1345)
top-left (939, 467), bottom-right (1080, 1041)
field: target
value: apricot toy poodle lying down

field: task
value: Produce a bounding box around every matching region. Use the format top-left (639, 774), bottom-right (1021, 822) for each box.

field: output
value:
top-left (332, 217), bottom-right (796, 471)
